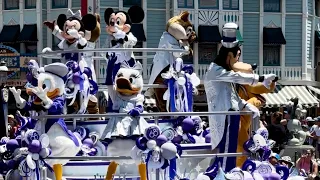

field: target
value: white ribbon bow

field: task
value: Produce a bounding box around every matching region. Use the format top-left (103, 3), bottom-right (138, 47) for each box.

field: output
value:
top-left (67, 9), bottom-right (82, 20)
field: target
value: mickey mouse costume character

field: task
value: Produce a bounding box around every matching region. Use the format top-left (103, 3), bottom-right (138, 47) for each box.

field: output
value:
top-left (42, 9), bottom-right (97, 63)
top-left (103, 5), bottom-right (145, 112)
top-left (9, 63), bottom-right (81, 180)
top-left (204, 22), bottom-right (276, 172)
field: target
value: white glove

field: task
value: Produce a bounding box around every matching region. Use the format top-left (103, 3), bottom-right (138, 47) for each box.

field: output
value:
top-left (9, 87), bottom-right (26, 108)
top-left (113, 30), bottom-right (126, 40)
top-left (67, 29), bottom-right (81, 39)
top-left (42, 47), bottom-right (53, 53)
top-left (244, 102), bottom-right (260, 120)
top-left (31, 87), bottom-right (53, 109)
top-left (262, 74), bottom-right (276, 88)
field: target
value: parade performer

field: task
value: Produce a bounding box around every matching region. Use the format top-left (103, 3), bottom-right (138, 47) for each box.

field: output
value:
top-left (101, 53), bottom-right (149, 159)
top-left (42, 9), bottom-right (97, 62)
top-left (9, 63), bottom-right (82, 180)
top-left (232, 61), bottom-right (277, 167)
top-left (103, 5), bottom-right (145, 112)
top-left (204, 22), bottom-right (276, 172)
top-left (148, 11), bottom-right (196, 113)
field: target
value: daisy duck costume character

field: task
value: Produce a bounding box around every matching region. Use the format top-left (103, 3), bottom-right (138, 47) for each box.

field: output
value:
top-left (148, 11), bottom-right (197, 113)
top-left (101, 53), bottom-right (149, 163)
top-left (204, 22), bottom-right (276, 172)
top-left (9, 63), bottom-right (81, 180)
top-left (103, 5), bottom-right (145, 112)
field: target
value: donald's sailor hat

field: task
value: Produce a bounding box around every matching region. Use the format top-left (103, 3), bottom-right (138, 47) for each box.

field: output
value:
top-left (221, 22), bottom-right (239, 48)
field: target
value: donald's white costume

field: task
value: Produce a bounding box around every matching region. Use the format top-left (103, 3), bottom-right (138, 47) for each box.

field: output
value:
top-left (204, 23), bottom-right (276, 171)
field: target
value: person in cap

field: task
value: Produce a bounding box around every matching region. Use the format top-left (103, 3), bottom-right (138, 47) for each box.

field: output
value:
top-left (204, 22), bottom-right (277, 171)
top-left (310, 117), bottom-right (320, 157)
top-left (279, 156), bottom-right (294, 169)
top-left (7, 114), bottom-right (19, 139)
top-left (269, 153), bottom-right (280, 166)
top-left (9, 62), bottom-right (82, 180)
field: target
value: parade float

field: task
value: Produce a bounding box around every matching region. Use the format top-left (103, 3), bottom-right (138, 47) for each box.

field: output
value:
top-left (0, 7), bottom-right (307, 180)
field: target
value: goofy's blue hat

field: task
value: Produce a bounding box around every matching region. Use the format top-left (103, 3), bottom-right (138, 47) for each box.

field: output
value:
top-left (221, 22), bottom-right (238, 48)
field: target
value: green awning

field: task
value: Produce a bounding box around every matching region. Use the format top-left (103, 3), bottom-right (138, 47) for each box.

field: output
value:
top-left (236, 30), bottom-right (243, 44)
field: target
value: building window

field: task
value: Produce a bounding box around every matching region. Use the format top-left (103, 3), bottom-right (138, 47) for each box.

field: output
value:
top-left (134, 41), bottom-right (143, 63)
top-left (4, 0), bottom-right (19, 10)
top-left (123, 0), bottom-right (142, 7)
top-left (198, 43), bottom-right (217, 64)
top-left (25, 0), bottom-right (36, 9)
top-left (263, 45), bottom-right (280, 66)
top-left (178, 0), bottom-right (194, 8)
top-left (25, 42), bottom-right (37, 55)
top-left (264, 0), bottom-right (281, 12)
top-left (223, 0), bottom-right (239, 10)
top-left (52, 0), bottom-right (68, 8)
top-left (316, 0), bottom-right (320, 16)
top-left (199, 0), bottom-right (218, 9)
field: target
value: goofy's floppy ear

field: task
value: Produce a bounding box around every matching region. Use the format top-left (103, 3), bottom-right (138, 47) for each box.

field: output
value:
top-left (132, 61), bottom-right (143, 73)
top-left (179, 11), bottom-right (190, 22)
top-left (57, 14), bottom-right (67, 30)
top-left (104, 8), bottom-right (114, 25)
top-left (82, 14), bottom-right (97, 31)
top-left (128, 6), bottom-right (145, 23)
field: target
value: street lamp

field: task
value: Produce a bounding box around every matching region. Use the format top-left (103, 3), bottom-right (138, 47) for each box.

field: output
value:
top-left (0, 60), bottom-right (9, 138)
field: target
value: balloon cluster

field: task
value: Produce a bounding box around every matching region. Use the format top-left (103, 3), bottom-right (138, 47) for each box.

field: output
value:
top-left (131, 125), bottom-right (182, 169)
top-left (74, 126), bottom-right (101, 156)
top-left (0, 130), bottom-right (52, 180)
top-left (172, 116), bottom-right (208, 144)
top-left (243, 128), bottom-right (275, 161)
top-left (18, 129), bottom-right (52, 178)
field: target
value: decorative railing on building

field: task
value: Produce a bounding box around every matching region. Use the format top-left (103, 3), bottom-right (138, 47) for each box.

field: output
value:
top-left (97, 64), bottom-right (303, 84)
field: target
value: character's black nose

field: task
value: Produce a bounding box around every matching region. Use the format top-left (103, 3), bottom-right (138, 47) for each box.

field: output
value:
top-left (110, 22), bottom-right (115, 26)
top-left (251, 63), bottom-right (257, 70)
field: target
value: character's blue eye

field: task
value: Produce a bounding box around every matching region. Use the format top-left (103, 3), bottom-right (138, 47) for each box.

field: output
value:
top-left (42, 79), bottom-right (51, 90)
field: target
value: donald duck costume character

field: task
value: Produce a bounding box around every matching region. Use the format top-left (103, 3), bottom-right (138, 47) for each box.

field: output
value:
top-left (9, 63), bottom-right (81, 180)
top-left (204, 22), bottom-right (277, 172)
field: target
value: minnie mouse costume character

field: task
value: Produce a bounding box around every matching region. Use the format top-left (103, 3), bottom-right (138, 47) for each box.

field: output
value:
top-left (103, 6), bottom-right (145, 112)
top-left (43, 9), bottom-right (97, 62)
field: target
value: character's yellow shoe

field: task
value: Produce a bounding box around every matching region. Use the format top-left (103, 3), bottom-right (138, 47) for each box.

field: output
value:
top-left (138, 163), bottom-right (147, 180)
top-left (53, 164), bottom-right (63, 180)
top-left (105, 161), bottom-right (118, 180)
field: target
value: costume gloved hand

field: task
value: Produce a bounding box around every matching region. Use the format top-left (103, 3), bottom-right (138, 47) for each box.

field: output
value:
top-left (68, 29), bottom-right (82, 39)
top-left (31, 87), bottom-right (53, 109)
top-left (244, 102), bottom-right (260, 119)
top-left (128, 105), bottom-right (143, 117)
top-left (113, 30), bottom-right (126, 40)
top-left (9, 87), bottom-right (25, 108)
top-left (261, 74), bottom-right (277, 89)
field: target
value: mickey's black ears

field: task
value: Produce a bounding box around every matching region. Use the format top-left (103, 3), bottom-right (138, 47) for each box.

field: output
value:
top-left (128, 6), bottom-right (145, 23)
top-left (82, 14), bottom-right (97, 31)
top-left (104, 8), bottom-right (114, 25)
top-left (57, 14), bottom-right (67, 30)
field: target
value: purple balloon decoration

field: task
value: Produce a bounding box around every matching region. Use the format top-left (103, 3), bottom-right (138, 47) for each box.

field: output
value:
top-left (83, 67), bottom-right (92, 78)
top-left (156, 135), bottom-right (168, 147)
top-left (241, 159), bottom-right (256, 173)
top-left (72, 72), bottom-right (84, 84)
top-left (88, 148), bottom-right (98, 156)
top-left (275, 165), bottom-right (289, 180)
top-left (136, 137), bottom-right (148, 151)
top-left (268, 173), bottom-right (282, 180)
top-left (171, 135), bottom-right (183, 144)
top-left (6, 139), bottom-right (20, 152)
top-left (28, 140), bottom-right (42, 153)
top-left (181, 118), bottom-right (194, 133)
top-left (243, 140), bottom-right (254, 152)
top-left (205, 134), bottom-right (211, 143)
top-left (145, 126), bottom-right (161, 140)
top-left (202, 128), bottom-right (210, 138)
top-left (82, 138), bottom-right (94, 149)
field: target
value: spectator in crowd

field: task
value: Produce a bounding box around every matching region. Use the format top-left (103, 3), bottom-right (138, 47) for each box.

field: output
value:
top-left (267, 112), bottom-right (288, 153)
top-left (7, 114), bottom-right (19, 139)
top-left (302, 124), bottom-right (313, 145)
top-left (279, 156), bottom-right (294, 169)
top-left (283, 111), bottom-right (290, 120)
top-left (269, 153), bottom-right (280, 166)
top-left (296, 149), bottom-right (318, 179)
top-left (310, 117), bottom-right (320, 157)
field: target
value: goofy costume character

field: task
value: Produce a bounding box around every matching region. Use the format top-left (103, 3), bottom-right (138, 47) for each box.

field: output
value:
top-left (204, 22), bottom-right (276, 171)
